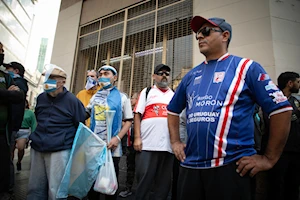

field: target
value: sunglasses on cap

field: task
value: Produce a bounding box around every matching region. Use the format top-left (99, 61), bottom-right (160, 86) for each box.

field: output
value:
top-left (156, 71), bottom-right (170, 76)
top-left (195, 27), bottom-right (223, 40)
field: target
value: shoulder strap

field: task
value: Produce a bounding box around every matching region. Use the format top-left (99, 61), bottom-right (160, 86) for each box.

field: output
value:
top-left (145, 86), bottom-right (151, 100)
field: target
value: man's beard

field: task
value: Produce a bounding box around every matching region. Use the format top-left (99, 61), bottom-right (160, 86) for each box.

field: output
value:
top-left (157, 79), bottom-right (169, 88)
top-left (290, 86), bottom-right (299, 94)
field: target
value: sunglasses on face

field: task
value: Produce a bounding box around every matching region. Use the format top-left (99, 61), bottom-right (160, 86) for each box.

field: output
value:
top-left (156, 71), bottom-right (170, 76)
top-left (195, 27), bottom-right (223, 40)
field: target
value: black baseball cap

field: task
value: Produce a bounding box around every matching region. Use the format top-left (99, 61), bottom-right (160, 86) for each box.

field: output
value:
top-left (154, 64), bottom-right (170, 74)
top-left (191, 16), bottom-right (232, 42)
top-left (4, 62), bottom-right (25, 77)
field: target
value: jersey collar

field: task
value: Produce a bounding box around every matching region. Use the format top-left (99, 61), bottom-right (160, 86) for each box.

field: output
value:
top-left (204, 53), bottom-right (230, 64)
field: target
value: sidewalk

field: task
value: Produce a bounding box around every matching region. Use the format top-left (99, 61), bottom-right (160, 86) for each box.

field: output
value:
top-left (13, 148), bottom-right (137, 200)
top-left (13, 147), bottom-right (30, 200)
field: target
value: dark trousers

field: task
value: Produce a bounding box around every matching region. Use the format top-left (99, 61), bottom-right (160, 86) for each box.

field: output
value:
top-left (0, 134), bottom-right (11, 193)
top-left (267, 152), bottom-right (300, 200)
top-left (9, 131), bottom-right (16, 191)
top-left (171, 157), bottom-right (180, 200)
top-left (135, 151), bottom-right (173, 200)
top-left (177, 162), bottom-right (252, 200)
top-left (125, 146), bottom-right (135, 190)
top-left (88, 157), bottom-right (120, 200)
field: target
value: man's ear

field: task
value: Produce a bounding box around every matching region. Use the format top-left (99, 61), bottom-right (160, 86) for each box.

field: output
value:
top-left (15, 69), bottom-right (19, 74)
top-left (61, 78), bottom-right (66, 84)
top-left (222, 31), bottom-right (230, 43)
top-left (287, 80), bottom-right (294, 88)
top-left (113, 75), bottom-right (117, 82)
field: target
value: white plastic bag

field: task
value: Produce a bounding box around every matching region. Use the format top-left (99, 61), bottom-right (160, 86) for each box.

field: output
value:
top-left (93, 148), bottom-right (118, 195)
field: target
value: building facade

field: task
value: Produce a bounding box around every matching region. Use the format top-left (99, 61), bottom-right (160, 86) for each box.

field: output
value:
top-left (0, 0), bottom-right (40, 104)
top-left (52, 0), bottom-right (300, 96)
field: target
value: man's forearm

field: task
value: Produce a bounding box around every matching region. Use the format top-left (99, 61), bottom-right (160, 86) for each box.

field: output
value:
top-left (134, 113), bottom-right (141, 139)
top-left (118, 120), bottom-right (132, 138)
top-left (167, 114), bottom-right (180, 144)
top-left (264, 110), bottom-right (292, 165)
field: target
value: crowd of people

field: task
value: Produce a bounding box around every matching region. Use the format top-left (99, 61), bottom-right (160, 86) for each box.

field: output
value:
top-left (0, 14), bottom-right (299, 200)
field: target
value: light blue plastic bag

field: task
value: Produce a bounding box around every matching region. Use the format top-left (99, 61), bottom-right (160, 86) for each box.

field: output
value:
top-left (56, 123), bottom-right (107, 199)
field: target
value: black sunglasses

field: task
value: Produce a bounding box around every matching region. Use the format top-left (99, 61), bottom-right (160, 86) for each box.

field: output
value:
top-left (156, 71), bottom-right (170, 76)
top-left (195, 27), bottom-right (223, 40)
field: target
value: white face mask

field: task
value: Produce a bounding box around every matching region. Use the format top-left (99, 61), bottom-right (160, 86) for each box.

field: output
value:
top-left (85, 76), bottom-right (98, 90)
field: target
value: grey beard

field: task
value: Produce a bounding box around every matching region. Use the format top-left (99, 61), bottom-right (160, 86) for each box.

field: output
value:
top-left (157, 81), bottom-right (169, 88)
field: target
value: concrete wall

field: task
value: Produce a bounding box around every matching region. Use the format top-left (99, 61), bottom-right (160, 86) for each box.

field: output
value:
top-left (193, 0), bottom-right (300, 82)
top-left (80, 0), bottom-right (139, 25)
top-left (51, 0), bottom-right (82, 90)
top-left (269, 0), bottom-right (300, 78)
top-left (193, 0), bottom-right (278, 79)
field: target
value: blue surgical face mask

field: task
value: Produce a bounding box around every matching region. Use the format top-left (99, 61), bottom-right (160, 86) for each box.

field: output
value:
top-left (98, 77), bottom-right (112, 89)
top-left (43, 79), bottom-right (57, 93)
top-left (8, 71), bottom-right (14, 78)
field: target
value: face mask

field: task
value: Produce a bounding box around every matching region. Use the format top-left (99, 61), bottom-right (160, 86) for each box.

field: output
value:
top-left (98, 77), bottom-right (112, 89)
top-left (8, 71), bottom-right (14, 78)
top-left (0, 54), bottom-right (4, 66)
top-left (43, 79), bottom-right (57, 93)
top-left (85, 76), bottom-right (98, 90)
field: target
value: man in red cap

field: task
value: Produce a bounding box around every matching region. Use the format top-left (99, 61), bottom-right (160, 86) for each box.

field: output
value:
top-left (167, 16), bottom-right (292, 200)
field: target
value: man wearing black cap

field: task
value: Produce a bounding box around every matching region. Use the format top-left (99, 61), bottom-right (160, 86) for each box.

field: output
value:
top-left (4, 61), bottom-right (28, 193)
top-left (134, 64), bottom-right (174, 200)
top-left (0, 44), bottom-right (24, 199)
top-left (167, 16), bottom-right (292, 200)
top-left (4, 63), bottom-right (28, 128)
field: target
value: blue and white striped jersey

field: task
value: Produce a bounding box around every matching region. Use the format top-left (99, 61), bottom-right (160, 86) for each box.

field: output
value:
top-left (167, 53), bottom-right (292, 169)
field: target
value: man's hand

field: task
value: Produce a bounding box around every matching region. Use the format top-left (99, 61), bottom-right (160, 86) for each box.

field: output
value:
top-left (8, 85), bottom-right (20, 91)
top-left (236, 154), bottom-right (274, 177)
top-left (133, 137), bottom-right (142, 152)
top-left (107, 137), bottom-right (119, 151)
top-left (172, 141), bottom-right (186, 162)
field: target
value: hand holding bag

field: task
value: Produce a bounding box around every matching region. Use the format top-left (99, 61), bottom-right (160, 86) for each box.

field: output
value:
top-left (93, 110), bottom-right (118, 195)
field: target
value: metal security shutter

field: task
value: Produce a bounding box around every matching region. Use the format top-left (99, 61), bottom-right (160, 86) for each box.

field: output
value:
top-left (72, 0), bottom-right (194, 95)
top-left (73, 31), bottom-right (98, 94)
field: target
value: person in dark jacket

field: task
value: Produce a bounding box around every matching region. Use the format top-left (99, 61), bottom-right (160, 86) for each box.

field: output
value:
top-left (265, 71), bottom-right (300, 200)
top-left (4, 62), bottom-right (28, 131)
top-left (4, 61), bottom-right (28, 192)
top-left (26, 65), bottom-right (86, 200)
top-left (0, 43), bottom-right (24, 199)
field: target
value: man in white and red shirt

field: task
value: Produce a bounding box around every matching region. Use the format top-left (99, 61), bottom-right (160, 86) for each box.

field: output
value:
top-left (134, 64), bottom-right (174, 200)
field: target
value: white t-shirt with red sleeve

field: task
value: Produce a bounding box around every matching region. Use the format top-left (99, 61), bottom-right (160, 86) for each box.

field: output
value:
top-left (134, 85), bottom-right (174, 153)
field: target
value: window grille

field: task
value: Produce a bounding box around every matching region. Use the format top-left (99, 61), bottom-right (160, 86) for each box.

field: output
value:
top-left (73, 0), bottom-right (193, 95)
top-left (128, 0), bottom-right (156, 19)
top-left (73, 32), bottom-right (98, 93)
top-left (158, 0), bottom-right (181, 8)
top-left (127, 13), bottom-right (155, 36)
top-left (101, 11), bottom-right (125, 29)
top-left (80, 21), bottom-right (100, 36)
top-left (100, 23), bottom-right (124, 44)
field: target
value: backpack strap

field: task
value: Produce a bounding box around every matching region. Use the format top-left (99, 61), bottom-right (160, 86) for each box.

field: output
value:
top-left (145, 86), bottom-right (151, 101)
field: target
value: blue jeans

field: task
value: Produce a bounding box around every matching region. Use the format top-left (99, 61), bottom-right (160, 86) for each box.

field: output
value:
top-left (26, 148), bottom-right (70, 200)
